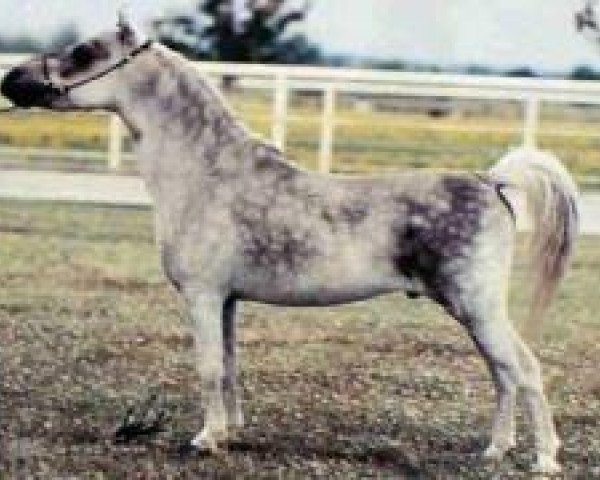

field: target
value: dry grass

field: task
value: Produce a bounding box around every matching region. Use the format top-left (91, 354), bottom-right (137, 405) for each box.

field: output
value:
top-left (0, 200), bottom-right (599, 479)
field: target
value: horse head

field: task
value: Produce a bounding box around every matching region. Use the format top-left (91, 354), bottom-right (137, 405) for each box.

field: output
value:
top-left (1, 15), bottom-right (149, 111)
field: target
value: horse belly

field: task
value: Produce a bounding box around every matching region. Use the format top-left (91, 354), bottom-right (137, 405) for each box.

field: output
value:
top-left (235, 274), bottom-right (408, 306)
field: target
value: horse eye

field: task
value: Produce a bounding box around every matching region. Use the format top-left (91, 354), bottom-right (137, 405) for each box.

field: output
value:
top-left (72, 45), bottom-right (95, 68)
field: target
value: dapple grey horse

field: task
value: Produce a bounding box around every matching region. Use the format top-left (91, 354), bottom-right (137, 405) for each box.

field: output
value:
top-left (1, 19), bottom-right (579, 474)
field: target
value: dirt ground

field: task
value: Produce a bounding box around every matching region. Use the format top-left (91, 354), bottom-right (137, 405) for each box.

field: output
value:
top-left (0, 200), bottom-right (599, 479)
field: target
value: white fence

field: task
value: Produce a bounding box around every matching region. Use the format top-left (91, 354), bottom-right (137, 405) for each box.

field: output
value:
top-left (3, 54), bottom-right (600, 173)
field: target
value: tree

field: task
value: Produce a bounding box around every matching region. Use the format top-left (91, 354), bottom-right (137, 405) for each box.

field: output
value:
top-left (576, 1), bottom-right (599, 33)
top-left (465, 64), bottom-right (493, 76)
top-left (0, 24), bottom-right (80, 53)
top-left (48, 24), bottom-right (80, 51)
top-left (0, 35), bottom-right (41, 53)
top-left (505, 67), bottom-right (537, 78)
top-left (153, 0), bottom-right (320, 65)
top-left (570, 65), bottom-right (600, 80)
top-left (575, 1), bottom-right (600, 45)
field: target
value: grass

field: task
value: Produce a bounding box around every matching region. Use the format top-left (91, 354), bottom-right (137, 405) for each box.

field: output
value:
top-left (0, 199), bottom-right (598, 478)
top-left (2, 91), bottom-right (600, 184)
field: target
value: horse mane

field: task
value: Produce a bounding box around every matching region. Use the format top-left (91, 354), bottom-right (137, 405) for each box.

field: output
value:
top-left (146, 44), bottom-right (303, 174)
top-left (150, 45), bottom-right (255, 140)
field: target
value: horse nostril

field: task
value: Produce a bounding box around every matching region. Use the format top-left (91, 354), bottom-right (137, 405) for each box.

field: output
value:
top-left (1, 67), bottom-right (28, 100)
top-left (0, 66), bottom-right (59, 108)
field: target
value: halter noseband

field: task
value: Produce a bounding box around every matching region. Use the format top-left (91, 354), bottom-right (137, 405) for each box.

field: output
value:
top-left (41, 39), bottom-right (153, 95)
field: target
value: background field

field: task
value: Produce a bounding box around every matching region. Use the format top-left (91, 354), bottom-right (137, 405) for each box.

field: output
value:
top-left (2, 91), bottom-right (600, 187)
top-left (0, 200), bottom-right (598, 479)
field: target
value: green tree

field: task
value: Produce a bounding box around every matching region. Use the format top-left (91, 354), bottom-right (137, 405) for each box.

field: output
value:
top-left (505, 67), bottom-right (537, 78)
top-left (48, 24), bottom-right (80, 51)
top-left (570, 65), bottom-right (600, 80)
top-left (0, 35), bottom-right (41, 53)
top-left (153, 0), bottom-right (320, 64)
top-left (465, 64), bottom-right (493, 76)
top-left (0, 24), bottom-right (80, 53)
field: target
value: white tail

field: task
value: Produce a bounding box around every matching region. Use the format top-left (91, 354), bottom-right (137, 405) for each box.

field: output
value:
top-left (490, 147), bottom-right (579, 332)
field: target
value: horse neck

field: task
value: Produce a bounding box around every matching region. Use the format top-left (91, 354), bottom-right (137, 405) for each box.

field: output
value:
top-left (119, 46), bottom-right (251, 185)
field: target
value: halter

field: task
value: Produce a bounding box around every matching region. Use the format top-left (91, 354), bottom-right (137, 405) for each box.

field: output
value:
top-left (41, 39), bottom-right (153, 95)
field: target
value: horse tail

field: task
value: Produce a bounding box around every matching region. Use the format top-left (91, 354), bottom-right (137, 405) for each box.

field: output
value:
top-left (490, 147), bottom-right (579, 334)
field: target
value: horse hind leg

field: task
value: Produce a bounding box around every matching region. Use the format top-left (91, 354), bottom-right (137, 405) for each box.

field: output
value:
top-left (470, 315), bottom-right (559, 473)
top-left (513, 335), bottom-right (561, 473)
top-left (478, 343), bottom-right (518, 462)
top-left (447, 263), bottom-right (560, 474)
top-left (462, 301), bottom-right (519, 461)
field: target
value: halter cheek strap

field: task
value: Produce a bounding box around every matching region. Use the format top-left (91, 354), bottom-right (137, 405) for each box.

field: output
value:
top-left (42, 39), bottom-right (153, 95)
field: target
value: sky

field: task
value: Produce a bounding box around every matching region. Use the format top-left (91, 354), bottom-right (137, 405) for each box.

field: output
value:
top-left (0, 0), bottom-right (599, 72)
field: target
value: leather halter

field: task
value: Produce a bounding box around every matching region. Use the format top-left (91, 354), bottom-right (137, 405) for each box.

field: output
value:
top-left (41, 40), bottom-right (153, 95)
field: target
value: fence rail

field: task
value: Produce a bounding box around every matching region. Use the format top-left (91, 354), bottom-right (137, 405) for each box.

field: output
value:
top-left (3, 54), bottom-right (600, 172)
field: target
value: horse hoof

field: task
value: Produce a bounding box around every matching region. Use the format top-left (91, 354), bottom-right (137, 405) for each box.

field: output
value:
top-left (482, 442), bottom-right (513, 462)
top-left (190, 428), bottom-right (228, 455)
top-left (177, 441), bottom-right (201, 459)
top-left (531, 454), bottom-right (561, 476)
top-left (228, 409), bottom-right (244, 430)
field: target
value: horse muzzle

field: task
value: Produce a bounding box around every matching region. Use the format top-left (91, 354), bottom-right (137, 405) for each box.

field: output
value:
top-left (1, 66), bottom-right (63, 108)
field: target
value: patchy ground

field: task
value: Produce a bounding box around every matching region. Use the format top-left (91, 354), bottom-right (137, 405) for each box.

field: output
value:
top-left (0, 200), bottom-right (598, 479)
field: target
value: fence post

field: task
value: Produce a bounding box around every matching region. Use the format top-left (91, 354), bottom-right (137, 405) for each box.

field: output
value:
top-left (523, 96), bottom-right (539, 148)
top-left (109, 114), bottom-right (123, 170)
top-left (319, 85), bottom-right (336, 174)
top-left (272, 73), bottom-right (288, 151)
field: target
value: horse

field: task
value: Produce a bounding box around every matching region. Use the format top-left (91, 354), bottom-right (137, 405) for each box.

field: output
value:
top-left (0, 18), bottom-right (578, 474)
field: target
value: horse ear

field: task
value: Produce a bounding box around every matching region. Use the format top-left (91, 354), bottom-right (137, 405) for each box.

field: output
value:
top-left (117, 9), bottom-right (137, 45)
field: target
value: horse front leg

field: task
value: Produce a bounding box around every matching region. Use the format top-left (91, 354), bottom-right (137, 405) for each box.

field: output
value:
top-left (222, 297), bottom-right (244, 430)
top-left (188, 293), bottom-right (229, 453)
